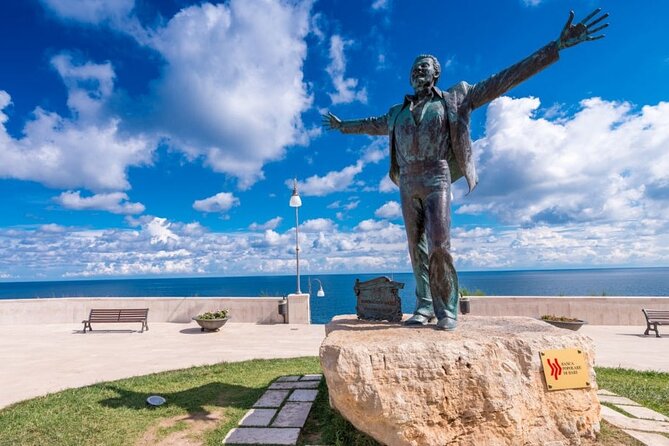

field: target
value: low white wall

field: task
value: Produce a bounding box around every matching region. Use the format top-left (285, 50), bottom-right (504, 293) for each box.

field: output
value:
top-left (0, 296), bottom-right (666, 326)
top-left (0, 297), bottom-right (296, 325)
top-left (468, 296), bottom-right (669, 326)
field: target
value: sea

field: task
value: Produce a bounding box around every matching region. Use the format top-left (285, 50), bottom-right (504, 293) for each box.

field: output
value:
top-left (1, 267), bottom-right (667, 324)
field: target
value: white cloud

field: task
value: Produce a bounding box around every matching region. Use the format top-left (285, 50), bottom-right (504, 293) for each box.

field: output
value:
top-left (310, 12), bottom-right (326, 42)
top-left (344, 200), bottom-right (360, 211)
top-left (3, 212), bottom-right (669, 280)
top-left (39, 0), bottom-right (148, 42)
top-left (461, 96), bottom-right (669, 226)
top-left (35, 0), bottom-right (314, 190)
top-left (292, 160), bottom-right (364, 196)
top-left (326, 35), bottom-right (367, 105)
top-left (51, 53), bottom-right (114, 121)
top-left (40, 224), bottom-right (66, 233)
top-left (301, 218), bottom-right (336, 232)
top-left (292, 138), bottom-right (387, 196)
top-left (249, 216), bottom-right (283, 231)
top-left (0, 54), bottom-right (155, 192)
top-left (356, 218), bottom-right (393, 232)
top-left (377, 53), bottom-right (387, 70)
top-left (451, 221), bottom-right (669, 270)
top-left (193, 192), bottom-right (239, 214)
top-left (39, 0), bottom-right (135, 25)
top-left (522, 0), bottom-right (542, 6)
top-left (258, 229), bottom-right (287, 247)
top-left (379, 175), bottom-right (398, 192)
top-left (375, 201), bottom-right (402, 219)
top-left (142, 1), bottom-right (314, 189)
top-left (56, 191), bottom-right (145, 215)
top-left (0, 90), bottom-right (9, 114)
top-left (371, 0), bottom-right (390, 10)
top-left (145, 217), bottom-right (180, 244)
top-left (0, 215), bottom-right (410, 279)
top-left (327, 199), bottom-right (359, 211)
top-left (361, 137), bottom-right (387, 163)
top-left (182, 222), bottom-right (206, 236)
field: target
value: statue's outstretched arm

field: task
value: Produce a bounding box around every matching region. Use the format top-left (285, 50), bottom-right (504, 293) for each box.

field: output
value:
top-left (468, 8), bottom-right (608, 110)
top-left (321, 111), bottom-right (388, 136)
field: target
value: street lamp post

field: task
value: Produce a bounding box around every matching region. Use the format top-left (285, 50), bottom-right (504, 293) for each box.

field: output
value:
top-left (313, 278), bottom-right (325, 297)
top-left (308, 277), bottom-right (326, 297)
top-left (289, 179), bottom-right (302, 294)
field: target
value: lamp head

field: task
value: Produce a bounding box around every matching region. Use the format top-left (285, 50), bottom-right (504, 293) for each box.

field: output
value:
top-left (289, 178), bottom-right (302, 207)
top-left (315, 278), bottom-right (325, 297)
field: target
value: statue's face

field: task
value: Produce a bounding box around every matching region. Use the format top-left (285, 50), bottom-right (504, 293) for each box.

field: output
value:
top-left (410, 57), bottom-right (438, 90)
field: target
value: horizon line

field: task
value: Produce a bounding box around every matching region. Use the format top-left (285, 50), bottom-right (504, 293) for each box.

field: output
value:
top-left (1, 265), bottom-right (668, 284)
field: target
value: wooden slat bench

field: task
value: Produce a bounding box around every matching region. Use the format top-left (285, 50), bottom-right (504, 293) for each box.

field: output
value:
top-left (642, 309), bottom-right (669, 338)
top-left (82, 308), bottom-right (149, 333)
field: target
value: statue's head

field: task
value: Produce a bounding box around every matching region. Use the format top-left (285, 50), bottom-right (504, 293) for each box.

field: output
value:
top-left (410, 54), bottom-right (441, 90)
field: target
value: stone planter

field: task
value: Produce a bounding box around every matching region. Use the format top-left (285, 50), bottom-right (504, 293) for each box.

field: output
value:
top-left (541, 319), bottom-right (587, 331)
top-left (193, 317), bottom-right (229, 332)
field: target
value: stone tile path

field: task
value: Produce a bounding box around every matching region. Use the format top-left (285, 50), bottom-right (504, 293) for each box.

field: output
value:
top-left (223, 374), bottom-right (323, 445)
top-left (227, 383), bottom-right (669, 445)
top-left (598, 389), bottom-right (669, 445)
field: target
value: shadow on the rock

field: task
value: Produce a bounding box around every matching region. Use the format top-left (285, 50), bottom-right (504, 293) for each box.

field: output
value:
top-left (98, 381), bottom-right (260, 416)
top-left (329, 319), bottom-right (458, 332)
top-left (329, 323), bottom-right (408, 332)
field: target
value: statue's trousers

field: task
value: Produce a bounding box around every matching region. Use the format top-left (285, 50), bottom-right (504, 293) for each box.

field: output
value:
top-left (399, 160), bottom-right (459, 321)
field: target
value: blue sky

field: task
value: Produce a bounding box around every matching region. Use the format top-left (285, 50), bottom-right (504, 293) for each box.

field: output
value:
top-left (1, 0), bottom-right (668, 280)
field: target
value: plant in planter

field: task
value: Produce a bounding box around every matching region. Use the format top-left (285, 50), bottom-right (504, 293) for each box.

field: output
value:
top-left (540, 314), bottom-right (587, 331)
top-left (193, 309), bottom-right (230, 332)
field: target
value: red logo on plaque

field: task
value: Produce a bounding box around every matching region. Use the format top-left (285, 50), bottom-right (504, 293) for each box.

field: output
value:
top-left (546, 358), bottom-right (562, 380)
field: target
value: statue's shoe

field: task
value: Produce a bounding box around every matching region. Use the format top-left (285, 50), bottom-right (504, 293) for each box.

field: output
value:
top-left (404, 313), bottom-right (435, 326)
top-left (436, 317), bottom-right (457, 331)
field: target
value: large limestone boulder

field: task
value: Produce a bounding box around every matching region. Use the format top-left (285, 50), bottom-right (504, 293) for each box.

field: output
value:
top-left (320, 316), bottom-right (600, 446)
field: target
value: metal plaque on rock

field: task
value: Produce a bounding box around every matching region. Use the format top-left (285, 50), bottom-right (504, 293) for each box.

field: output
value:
top-left (540, 348), bottom-right (590, 391)
top-left (354, 276), bottom-right (404, 323)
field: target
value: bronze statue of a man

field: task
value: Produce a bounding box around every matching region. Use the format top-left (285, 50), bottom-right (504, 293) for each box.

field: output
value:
top-left (324, 9), bottom-right (608, 330)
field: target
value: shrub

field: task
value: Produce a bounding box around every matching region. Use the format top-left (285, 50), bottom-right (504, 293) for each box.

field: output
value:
top-left (195, 309), bottom-right (229, 320)
top-left (540, 314), bottom-right (581, 322)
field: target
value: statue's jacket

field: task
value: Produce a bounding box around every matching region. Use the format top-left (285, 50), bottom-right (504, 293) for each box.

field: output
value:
top-left (340, 41), bottom-right (560, 193)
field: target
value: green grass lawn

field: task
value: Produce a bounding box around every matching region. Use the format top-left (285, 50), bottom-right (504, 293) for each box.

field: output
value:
top-left (0, 360), bottom-right (666, 446)
top-left (0, 357), bottom-right (320, 446)
top-left (596, 367), bottom-right (669, 417)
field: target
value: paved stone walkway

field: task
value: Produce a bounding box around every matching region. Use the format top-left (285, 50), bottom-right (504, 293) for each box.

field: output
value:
top-left (0, 322), bottom-right (325, 409)
top-left (223, 374), bottom-right (323, 445)
top-left (2, 322), bottom-right (667, 410)
top-left (598, 389), bottom-right (669, 445)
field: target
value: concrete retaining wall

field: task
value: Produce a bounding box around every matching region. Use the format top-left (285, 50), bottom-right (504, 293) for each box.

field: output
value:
top-left (0, 296), bottom-right (310, 325)
top-left (468, 296), bottom-right (669, 326)
top-left (0, 296), bottom-right (667, 326)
